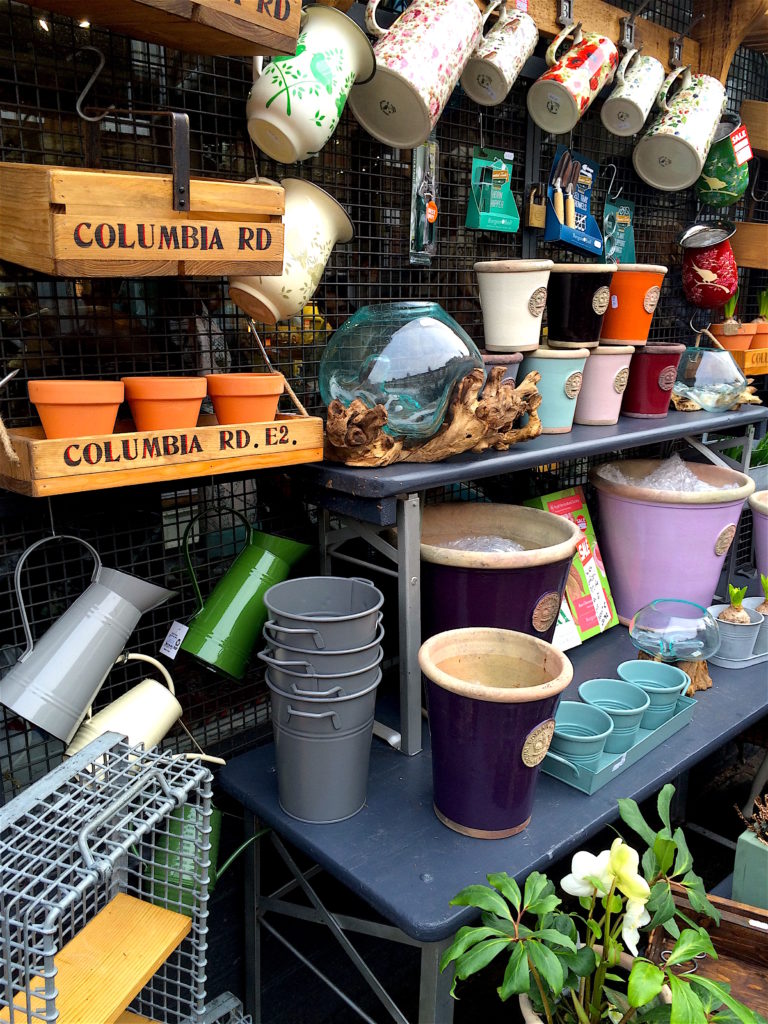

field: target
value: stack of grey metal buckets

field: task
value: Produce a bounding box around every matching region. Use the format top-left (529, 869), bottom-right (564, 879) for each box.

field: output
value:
top-left (259, 576), bottom-right (385, 823)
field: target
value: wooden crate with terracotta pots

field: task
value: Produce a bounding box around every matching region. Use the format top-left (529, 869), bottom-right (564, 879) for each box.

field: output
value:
top-left (0, 165), bottom-right (285, 278)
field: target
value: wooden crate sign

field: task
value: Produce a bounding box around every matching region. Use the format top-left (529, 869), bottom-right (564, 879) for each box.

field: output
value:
top-left (732, 347), bottom-right (768, 376)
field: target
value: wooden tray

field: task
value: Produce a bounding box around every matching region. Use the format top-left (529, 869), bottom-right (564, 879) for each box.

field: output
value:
top-left (730, 347), bottom-right (768, 376)
top-left (15, 0), bottom-right (301, 57)
top-left (0, 413), bottom-right (323, 496)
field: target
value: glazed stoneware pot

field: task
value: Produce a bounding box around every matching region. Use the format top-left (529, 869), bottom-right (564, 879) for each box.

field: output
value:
top-left (28, 379), bottom-right (124, 439)
top-left (122, 376), bottom-right (206, 430)
top-left (633, 66), bottom-right (726, 191)
top-left (206, 372), bottom-right (285, 424)
top-left (621, 343), bottom-right (685, 419)
top-left (590, 459), bottom-right (754, 624)
top-left (474, 259), bottom-right (553, 352)
top-left (246, 5), bottom-right (375, 163)
top-left (679, 222), bottom-right (738, 309)
top-left (481, 350), bottom-right (523, 382)
top-left (546, 264), bottom-right (616, 349)
top-left (600, 49), bottom-right (665, 137)
top-left (599, 264), bottom-right (668, 347)
top-left (573, 345), bottom-right (634, 426)
top-left (347, 0), bottom-right (497, 148)
top-left (419, 627), bottom-right (573, 838)
top-left (519, 347), bottom-right (590, 433)
top-left (695, 115), bottom-right (751, 208)
top-left (527, 22), bottom-right (618, 135)
top-left (460, 7), bottom-right (538, 107)
top-left (229, 177), bottom-right (353, 326)
top-left (420, 502), bottom-right (581, 643)
top-left (749, 489), bottom-right (768, 576)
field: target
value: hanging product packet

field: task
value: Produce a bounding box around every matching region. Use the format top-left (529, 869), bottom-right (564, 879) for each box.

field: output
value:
top-left (603, 196), bottom-right (636, 263)
top-left (465, 147), bottom-right (520, 232)
top-left (410, 136), bottom-right (439, 266)
top-left (544, 145), bottom-right (603, 255)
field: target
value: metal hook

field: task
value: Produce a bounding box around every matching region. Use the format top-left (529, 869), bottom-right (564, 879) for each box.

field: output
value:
top-left (750, 156), bottom-right (768, 204)
top-left (690, 313), bottom-right (711, 337)
top-left (620, 0), bottom-right (655, 49)
top-left (670, 13), bottom-right (705, 67)
top-left (71, 46), bottom-right (115, 122)
top-left (605, 163), bottom-right (623, 200)
top-left (478, 110), bottom-right (485, 152)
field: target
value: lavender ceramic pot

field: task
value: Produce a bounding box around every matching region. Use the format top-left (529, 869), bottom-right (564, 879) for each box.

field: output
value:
top-left (419, 627), bottom-right (573, 838)
top-left (420, 503), bottom-right (581, 643)
top-left (749, 490), bottom-right (768, 576)
top-left (590, 460), bottom-right (755, 625)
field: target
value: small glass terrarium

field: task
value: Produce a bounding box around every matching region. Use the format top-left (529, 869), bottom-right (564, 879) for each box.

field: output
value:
top-left (673, 347), bottom-right (747, 412)
top-left (629, 599), bottom-right (721, 662)
top-left (319, 302), bottom-right (484, 440)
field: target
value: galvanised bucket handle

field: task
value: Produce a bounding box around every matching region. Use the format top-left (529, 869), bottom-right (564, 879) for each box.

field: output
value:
top-left (290, 683), bottom-right (343, 698)
top-left (263, 620), bottom-right (325, 650)
top-left (14, 535), bottom-right (101, 663)
top-left (286, 705), bottom-right (341, 729)
top-left (257, 649), bottom-right (314, 675)
top-left (182, 506), bottom-right (253, 615)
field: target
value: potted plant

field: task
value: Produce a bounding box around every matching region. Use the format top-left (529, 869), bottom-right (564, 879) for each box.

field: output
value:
top-left (750, 288), bottom-right (768, 350)
top-left (441, 784), bottom-right (762, 1023)
top-left (709, 289), bottom-right (758, 351)
top-left (709, 584), bottom-right (763, 661)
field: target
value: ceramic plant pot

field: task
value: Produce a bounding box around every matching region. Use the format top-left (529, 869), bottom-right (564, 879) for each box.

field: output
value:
top-left (481, 350), bottom-right (523, 382)
top-left (749, 490), bottom-right (768, 576)
top-left (28, 379), bottom-right (124, 439)
top-left (419, 627), bottom-right (573, 838)
top-left (207, 372), bottom-right (285, 424)
top-left (246, 5), bottom-right (375, 164)
top-left (708, 603), bottom-right (763, 661)
top-left (229, 177), bottom-right (354, 326)
top-left (709, 322), bottom-right (758, 352)
top-left (546, 264), bottom-right (616, 349)
top-left (750, 323), bottom-right (768, 350)
top-left (460, 8), bottom-right (538, 107)
top-left (474, 259), bottom-right (553, 352)
top-left (590, 459), bottom-right (755, 624)
top-left (550, 701), bottom-right (614, 765)
top-left (733, 829), bottom-right (768, 911)
top-left (420, 502), bottom-right (581, 643)
top-left (679, 222), bottom-right (738, 309)
top-left (621, 343), bottom-right (685, 419)
top-left (519, 347), bottom-right (590, 434)
top-left (122, 376), bottom-right (206, 430)
top-left (574, 345), bottom-right (634, 426)
top-left (600, 264), bottom-right (668, 346)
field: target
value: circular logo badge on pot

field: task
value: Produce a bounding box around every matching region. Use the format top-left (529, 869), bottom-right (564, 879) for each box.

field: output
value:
top-left (532, 591), bottom-right (560, 633)
top-left (658, 365), bottom-right (676, 391)
top-left (592, 286), bottom-right (610, 315)
top-left (643, 285), bottom-right (661, 314)
top-left (564, 371), bottom-right (583, 399)
top-left (714, 523), bottom-right (737, 556)
top-left (528, 286), bottom-right (547, 318)
top-left (613, 366), bottom-right (630, 394)
top-left (379, 99), bottom-right (397, 116)
top-left (522, 719), bottom-right (555, 767)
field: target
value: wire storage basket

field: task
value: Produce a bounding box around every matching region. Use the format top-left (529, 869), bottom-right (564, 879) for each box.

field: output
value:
top-left (0, 732), bottom-right (212, 1024)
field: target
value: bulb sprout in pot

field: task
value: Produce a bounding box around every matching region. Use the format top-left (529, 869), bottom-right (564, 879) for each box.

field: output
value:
top-left (757, 573), bottom-right (768, 617)
top-left (718, 583), bottom-right (751, 624)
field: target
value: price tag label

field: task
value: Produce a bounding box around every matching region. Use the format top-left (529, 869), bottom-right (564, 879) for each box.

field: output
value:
top-left (160, 620), bottom-right (189, 659)
top-left (730, 126), bottom-right (753, 166)
top-left (611, 753), bottom-right (627, 773)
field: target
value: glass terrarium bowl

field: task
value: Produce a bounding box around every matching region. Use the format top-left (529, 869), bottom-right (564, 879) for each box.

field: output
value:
top-left (629, 599), bottom-right (721, 662)
top-left (673, 348), bottom-right (746, 412)
top-left (319, 302), bottom-right (484, 440)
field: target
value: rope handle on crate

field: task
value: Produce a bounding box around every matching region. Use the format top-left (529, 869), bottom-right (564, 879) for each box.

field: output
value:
top-left (0, 369), bottom-right (21, 464)
top-left (246, 318), bottom-right (309, 418)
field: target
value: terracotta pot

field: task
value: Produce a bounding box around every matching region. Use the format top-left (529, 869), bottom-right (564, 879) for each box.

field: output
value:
top-left (621, 343), bottom-right (685, 419)
top-left (474, 259), bottom-right (553, 353)
top-left (750, 322), bottom-right (768, 350)
top-left (709, 322), bottom-right (758, 352)
top-left (574, 345), bottom-right (634, 426)
top-left (122, 377), bottom-right (207, 430)
top-left (600, 264), bottom-right (668, 346)
top-left (546, 264), bottom-right (616, 349)
top-left (518, 347), bottom-right (590, 434)
top-left (28, 380), bottom-right (124, 439)
top-left (206, 372), bottom-right (285, 424)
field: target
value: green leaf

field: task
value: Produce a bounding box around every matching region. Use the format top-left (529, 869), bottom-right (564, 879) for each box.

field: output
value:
top-left (669, 973), bottom-right (708, 1024)
top-left (523, 872), bottom-right (550, 913)
top-left (642, 1006), bottom-right (673, 1024)
top-left (643, 847), bottom-right (661, 883)
top-left (529, 928), bottom-right (577, 952)
top-left (480, 912), bottom-right (517, 937)
top-left (579, 895), bottom-right (593, 911)
top-left (561, 945), bottom-right (597, 978)
top-left (586, 918), bottom-right (602, 938)
top-left (662, 916), bottom-right (680, 940)
top-left (671, 828), bottom-right (693, 877)
top-left (604, 985), bottom-right (632, 1015)
top-left (528, 894), bottom-right (562, 918)
top-left (526, 939), bottom-right (564, 994)
top-left (497, 942), bottom-right (530, 1001)
top-left (618, 796), bottom-right (658, 846)
top-left (604, 935), bottom-right (622, 966)
top-left (664, 927), bottom-right (716, 967)
top-left (689, 977), bottom-right (758, 1024)
top-left (453, 938), bottom-right (512, 982)
top-left (628, 960), bottom-right (665, 1007)
top-left (648, 889), bottom-right (677, 930)
top-left (657, 784), bottom-right (675, 838)
top-left (648, 879), bottom-right (671, 910)
top-left (488, 872), bottom-right (521, 913)
top-left (653, 836), bottom-right (677, 876)
top-left (681, 872), bottom-right (722, 925)
top-left (551, 913), bottom-right (578, 942)
top-left (450, 884), bottom-right (513, 920)
top-left (440, 926), bottom-right (505, 972)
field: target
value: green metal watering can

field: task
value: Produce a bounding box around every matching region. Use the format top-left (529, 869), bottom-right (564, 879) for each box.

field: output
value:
top-left (179, 507), bottom-right (310, 679)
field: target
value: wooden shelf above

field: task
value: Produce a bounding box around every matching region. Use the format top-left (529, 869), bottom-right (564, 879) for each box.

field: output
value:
top-left (741, 100), bottom-right (768, 157)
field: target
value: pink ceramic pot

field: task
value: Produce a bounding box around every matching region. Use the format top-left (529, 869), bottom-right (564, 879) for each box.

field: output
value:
top-left (590, 460), bottom-right (755, 625)
top-left (574, 345), bottom-right (634, 425)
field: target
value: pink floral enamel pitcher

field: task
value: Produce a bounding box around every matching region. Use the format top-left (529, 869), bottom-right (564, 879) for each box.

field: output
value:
top-left (347, 0), bottom-right (499, 149)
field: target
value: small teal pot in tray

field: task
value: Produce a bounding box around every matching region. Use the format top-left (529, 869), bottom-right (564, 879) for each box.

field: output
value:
top-left (616, 660), bottom-right (690, 729)
top-left (550, 701), bottom-right (613, 767)
top-left (578, 678), bottom-right (650, 753)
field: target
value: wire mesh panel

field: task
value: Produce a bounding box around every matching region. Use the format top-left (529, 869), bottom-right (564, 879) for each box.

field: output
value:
top-left (0, 733), bottom-right (212, 1023)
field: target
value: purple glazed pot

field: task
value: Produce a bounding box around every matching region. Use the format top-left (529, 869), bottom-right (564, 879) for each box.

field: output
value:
top-left (749, 490), bottom-right (768, 576)
top-left (419, 628), bottom-right (573, 838)
top-left (591, 459), bottom-right (755, 625)
top-left (420, 503), bottom-right (581, 642)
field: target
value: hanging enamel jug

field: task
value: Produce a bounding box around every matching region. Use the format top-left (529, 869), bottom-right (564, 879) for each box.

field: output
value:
top-left (0, 536), bottom-right (175, 743)
top-left (180, 508), bottom-right (310, 679)
top-left (695, 114), bottom-right (751, 207)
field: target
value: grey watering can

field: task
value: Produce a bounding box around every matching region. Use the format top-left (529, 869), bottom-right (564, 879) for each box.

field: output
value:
top-left (0, 535), bottom-right (175, 744)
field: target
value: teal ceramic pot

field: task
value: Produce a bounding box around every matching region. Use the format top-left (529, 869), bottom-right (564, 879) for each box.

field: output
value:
top-left (550, 701), bottom-right (613, 766)
top-left (577, 678), bottom-right (650, 753)
top-left (519, 347), bottom-right (590, 434)
top-left (616, 660), bottom-right (690, 729)
top-left (695, 116), bottom-right (750, 208)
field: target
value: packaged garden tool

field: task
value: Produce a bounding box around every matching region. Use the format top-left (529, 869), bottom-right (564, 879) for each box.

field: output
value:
top-left (465, 147), bottom-right (520, 233)
top-left (544, 146), bottom-right (603, 256)
top-left (410, 136), bottom-right (439, 265)
top-left (603, 195), bottom-right (636, 263)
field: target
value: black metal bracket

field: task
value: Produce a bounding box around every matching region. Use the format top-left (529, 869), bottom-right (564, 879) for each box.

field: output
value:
top-left (619, 0), bottom-right (654, 50)
top-left (670, 12), bottom-right (705, 67)
top-left (556, 0), bottom-right (573, 28)
top-left (170, 113), bottom-right (191, 212)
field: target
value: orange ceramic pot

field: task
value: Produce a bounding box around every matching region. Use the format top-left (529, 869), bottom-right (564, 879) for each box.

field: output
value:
top-left (28, 379), bottom-right (124, 439)
top-left (599, 264), bottom-right (668, 346)
top-left (122, 377), bottom-right (206, 430)
top-left (709, 322), bottom-right (758, 352)
top-left (207, 372), bottom-right (285, 424)
top-left (750, 322), bottom-right (768, 349)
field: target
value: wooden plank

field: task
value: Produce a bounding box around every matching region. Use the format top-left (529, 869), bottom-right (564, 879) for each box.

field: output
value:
top-left (0, 894), bottom-right (190, 1024)
top-left (115, 1013), bottom-right (160, 1024)
top-left (730, 221), bottom-right (768, 269)
top-left (0, 164), bottom-right (56, 271)
top-left (732, 348), bottom-right (768, 376)
top-left (53, 258), bottom-right (284, 277)
top-left (741, 100), bottom-right (768, 156)
top-left (693, 0), bottom-right (768, 82)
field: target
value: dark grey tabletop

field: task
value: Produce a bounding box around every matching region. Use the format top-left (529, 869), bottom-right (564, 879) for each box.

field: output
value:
top-left (219, 626), bottom-right (768, 943)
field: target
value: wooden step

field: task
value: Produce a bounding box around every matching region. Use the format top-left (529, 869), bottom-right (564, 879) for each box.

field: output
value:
top-left (0, 893), bottom-right (190, 1024)
top-left (115, 1013), bottom-right (161, 1024)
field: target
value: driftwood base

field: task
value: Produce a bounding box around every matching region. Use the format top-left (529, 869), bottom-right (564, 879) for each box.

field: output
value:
top-left (670, 384), bottom-right (762, 413)
top-left (325, 367), bottom-right (543, 467)
top-left (638, 650), bottom-right (713, 695)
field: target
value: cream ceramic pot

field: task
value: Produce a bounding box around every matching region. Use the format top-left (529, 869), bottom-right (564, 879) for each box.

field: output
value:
top-left (347, 0), bottom-right (498, 148)
top-left (460, 7), bottom-right (538, 107)
top-left (474, 259), bottom-right (554, 352)
top-left (574, 345), bottom-right (634, 425)
top-left (229, 177), bottom-right (353, 325)
top-left (633, 66), bottom-right (726, 191)
top-left (247, 5), bottom-right (375, 164)
top-left (601, 49), bottom-right (665, 137)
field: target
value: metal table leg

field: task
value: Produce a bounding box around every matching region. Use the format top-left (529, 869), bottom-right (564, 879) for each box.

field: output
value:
top-left (418, 938), bottom-right (455, 1024)
top-left (243, 812), bottom-right (264, 1021)
top-left (396, 494), bottom-right (423, 757)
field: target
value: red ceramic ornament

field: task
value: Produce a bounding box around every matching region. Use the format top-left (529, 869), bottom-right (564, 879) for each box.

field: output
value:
top-left (678, 222), bottom-right (739, 309)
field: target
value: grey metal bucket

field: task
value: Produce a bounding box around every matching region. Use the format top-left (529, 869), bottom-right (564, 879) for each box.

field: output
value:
top-left (258, 645), bottom-right (383, 695)
top-left (266, 671), bottom-right (380, 728)
top-left (260, 623), bottom-right (385, 674)
top-left (263, 576), bottom-right (384, 651)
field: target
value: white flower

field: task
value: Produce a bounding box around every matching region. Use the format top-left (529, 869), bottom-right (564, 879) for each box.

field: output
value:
top-left (607, 839), bottom-right (651, 902)
top-left (621, 897), bottom-right (651, 957)
top-left (561, 849), bottom-right (613, 897)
